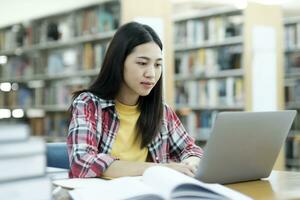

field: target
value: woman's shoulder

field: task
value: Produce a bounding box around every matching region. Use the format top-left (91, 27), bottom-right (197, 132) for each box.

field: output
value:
top-left (162, 102), bottom-right (175, 111)
top-left (73, 92), bottom-right (114, 108)
top-left (74, 92), bottom-right (100, 104)
top-left (162, 103), bottom-right (171, 111)
top-left (162, 103), bottom-right (177, 120)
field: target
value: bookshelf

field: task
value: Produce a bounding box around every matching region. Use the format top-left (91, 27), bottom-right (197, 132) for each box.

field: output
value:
top-left (0, 0), bottom-right (120, 142)
top-left (0, 0), bottom-right (174, 142)
top-left (173, 7), bottom-right (244, 141)
top-left (173, 3), bottom-right (285, 169)
top-left (284, 16), bottom-right (300, 170)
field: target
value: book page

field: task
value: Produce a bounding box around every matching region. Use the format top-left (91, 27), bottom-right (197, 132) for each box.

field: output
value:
top-left (68, 177), bottom-right (164, 200)
top-left (53, 178), bottom-right (109, 189)
top-left (142, 166), bottom-right (200, 198)
top-left (142, 166), bottom-right (252, 200)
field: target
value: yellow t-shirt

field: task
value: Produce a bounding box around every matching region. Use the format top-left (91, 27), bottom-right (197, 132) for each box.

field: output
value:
top-left (111, 100), bottom-right (148, 161)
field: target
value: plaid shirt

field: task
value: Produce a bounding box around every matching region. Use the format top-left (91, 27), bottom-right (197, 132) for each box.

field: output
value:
top-left (67, 92), bottom-right (203, 178)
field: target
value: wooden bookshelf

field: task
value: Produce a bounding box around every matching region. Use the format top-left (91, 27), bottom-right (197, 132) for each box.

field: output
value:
top-left (0, 0), bottom-right (174, 142)
top-left (0, 30), bottom-right (115, 56)
top-left (0, 0), bottom-right (118, 139)
top-left (284, 16), bottom-right (300, 171)
top-left (173, 3), bottom-right (284, 169)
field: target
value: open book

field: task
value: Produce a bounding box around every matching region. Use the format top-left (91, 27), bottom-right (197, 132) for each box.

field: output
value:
top-left (54, 166), bottom-right (252, 200)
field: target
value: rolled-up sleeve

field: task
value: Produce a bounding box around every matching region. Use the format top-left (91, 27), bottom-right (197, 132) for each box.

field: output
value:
top-left (67, 93), bottom-right (116, 178)
top-left (166, 105), bottom-right (203, 161)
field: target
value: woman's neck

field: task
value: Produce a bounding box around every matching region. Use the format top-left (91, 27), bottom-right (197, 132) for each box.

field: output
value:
top-left (115, 94), bottom-right (139, 106)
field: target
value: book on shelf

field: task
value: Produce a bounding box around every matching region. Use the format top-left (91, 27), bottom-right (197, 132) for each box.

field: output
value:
top-left (44, 113), bottom-right (69, 139)
top-left (284, 19), bottom-right (300, 170)
top-left (286, 52), bottom-right (300, 72)
top-left (217, 45), bottom-right (242, 70)
top-left (175, 46), bottom-right (242, 77)
top-left (175, 78), bottom-right (244, 107)
top-left (18, 86), bottom-right (33, 107)
top-left (0, 6), bottom-right (113, 70)
top-left (285, 24), bottom-right (297, 50)
top-left (0, 1), bottom-right (120, 52)
top-left (224, 14), bottom-right (243, 38)
top-left (30, 118), bottom-right (45, 136)
top-left (97, 6), bottom-right (115, 32)
top-left (47, 47), bottom-right (80, 75)
top-left (207, 16), bottom-right (226, 42)
top-left (173, 10), bottom-right (244, 124)
top-left (0, 0), bottom-right (121, 146)
top-left (285, 134), bottom-right (300, 169)
top-left (285, 80), bottom-right (300, 103)
top-left (83, 43), bottom-right (94, 69)
top-left (180, 110), bottom-right (217, 140)
top-left (54, 166), bottom-right (252, 200)
top-left (174, 13), bottom-right (242, 46)
top-left (294, 114), bottom-right (300, 131)
top-left (43, 78), bottom-right (89, 107)
top-left (58, 14), bottom-right (75, 41)
top-left (94, 42), bottom-right (105, 68)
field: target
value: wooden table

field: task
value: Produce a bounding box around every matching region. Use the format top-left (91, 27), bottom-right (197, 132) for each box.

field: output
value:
top-left (226, 170), bottom-right (300, 200)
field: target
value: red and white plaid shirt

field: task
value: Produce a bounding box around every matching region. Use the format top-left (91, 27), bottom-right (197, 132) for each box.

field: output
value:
top-left (67, 92), bottom-right (203, 178)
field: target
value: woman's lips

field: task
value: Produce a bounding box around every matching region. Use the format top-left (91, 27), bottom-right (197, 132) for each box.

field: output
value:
top-left (141, 82), bottom-right (154, 89)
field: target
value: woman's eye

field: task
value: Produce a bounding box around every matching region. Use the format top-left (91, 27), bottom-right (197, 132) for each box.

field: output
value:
top-left (137, 62), bottom-right (147, 66)
top-left (155, 63), bottom-right (162, 67)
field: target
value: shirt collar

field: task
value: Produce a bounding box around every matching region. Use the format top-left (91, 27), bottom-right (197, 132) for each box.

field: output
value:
top-left (99, 98), bottom-right (115, 109)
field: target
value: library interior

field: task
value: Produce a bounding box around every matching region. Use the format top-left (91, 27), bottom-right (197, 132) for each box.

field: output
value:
top-left (1, 0), bottom-right (300, 199)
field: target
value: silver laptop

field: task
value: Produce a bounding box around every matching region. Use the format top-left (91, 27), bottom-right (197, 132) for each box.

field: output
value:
top-left (195, 110), bottom-right (296, 184)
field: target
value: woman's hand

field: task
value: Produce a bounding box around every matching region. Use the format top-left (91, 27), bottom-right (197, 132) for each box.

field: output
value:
top-left (163, 162), bottom-right (196, 177)
top-left (181, 156), bottom-right (201, 174)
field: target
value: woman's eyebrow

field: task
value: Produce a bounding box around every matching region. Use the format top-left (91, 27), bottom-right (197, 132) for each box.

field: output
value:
top-left (137, 56), bottom-right (162, 61)
top-left (136, 56), bottom-right (149, 60)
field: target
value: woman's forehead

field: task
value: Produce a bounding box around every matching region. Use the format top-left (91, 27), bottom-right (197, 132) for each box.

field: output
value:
top-left (131, 42), bottom-right (162, 59)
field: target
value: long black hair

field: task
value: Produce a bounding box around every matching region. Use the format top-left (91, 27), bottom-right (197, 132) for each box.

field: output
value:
top-left (72, 22), bottom-right (163, 148)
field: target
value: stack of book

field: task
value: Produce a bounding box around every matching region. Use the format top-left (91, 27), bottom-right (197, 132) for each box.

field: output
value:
top-left (0, 123), bottom-right (52, 200)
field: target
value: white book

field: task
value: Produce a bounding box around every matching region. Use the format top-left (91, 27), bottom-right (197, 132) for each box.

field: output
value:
top-left (297, 23), bottom-right (300, 48)
top-left (186, 20), bottom-right (195, 45)
top-left (216, 17), bottom-right (225, 42)
top-left (195, 20), bottom-right (204, 45)
top-left (226, 77), bottom-right (235, 106)
top-left (0, 137), bottom-right (46, 182)
top-left (208, 17), bottom-right (216, 42)
top-left (186, 112), bottom-right (196, 139)
top-left (208, 79), bottom-right (218, 107)
top-left (56, 166), bottom-right (252, 200)
top-left (199, 80), bottom-right (208, 106)
top-left (0, 153), bottom-right (46, 182)
top-left (0, 123), bottom-right (30, 142)
top-left (0, 137), bottom-right (45, 158)
top-left (0, 176), bottom-right (52, 200)
top-left (188, 81), bottom-right (197, 105)
top-left (180, 53), bottom-right (189, 75)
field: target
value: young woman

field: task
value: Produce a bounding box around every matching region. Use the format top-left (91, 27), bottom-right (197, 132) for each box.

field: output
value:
top-left (67, 22), bottom-right (203, 179)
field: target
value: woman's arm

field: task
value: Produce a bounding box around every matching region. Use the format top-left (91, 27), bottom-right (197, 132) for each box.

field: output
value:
top-left (68, 93), bottom-right (116, 178)
top-left (165, 105), bottom-right (203, 161)
top-left (103, 160), bottom-right (197, 178)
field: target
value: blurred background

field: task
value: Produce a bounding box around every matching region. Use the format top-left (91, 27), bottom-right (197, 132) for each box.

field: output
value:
top-left (0, 1), bottom-right (300, 194)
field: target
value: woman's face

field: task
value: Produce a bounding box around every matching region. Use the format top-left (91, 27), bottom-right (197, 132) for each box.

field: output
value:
top-left (118, 42), bottom-right (162, 104)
